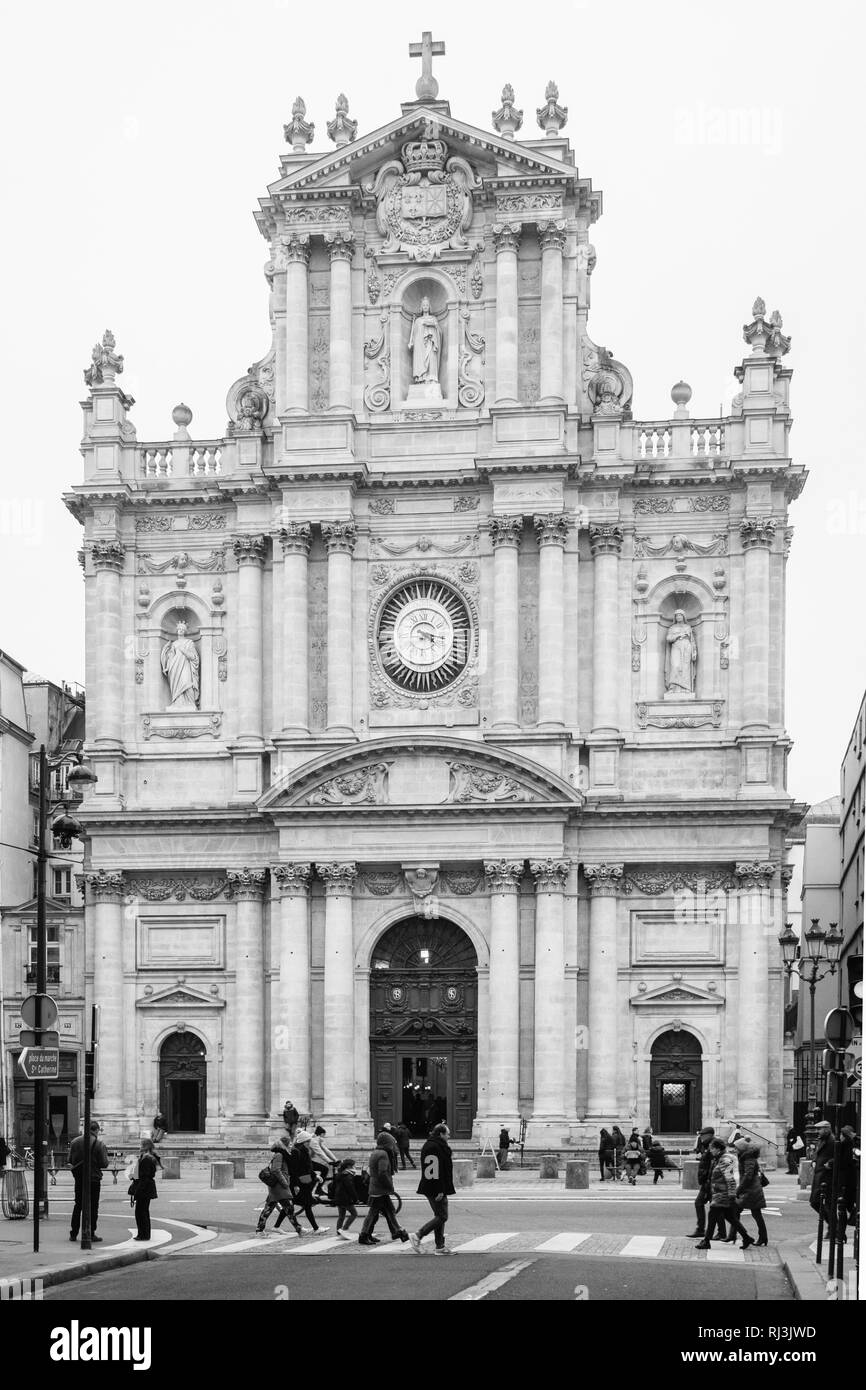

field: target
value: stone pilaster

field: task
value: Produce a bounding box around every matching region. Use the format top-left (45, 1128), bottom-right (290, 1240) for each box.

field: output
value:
top-left (529, 858), bottom-right (570, 1117)
top-left (325, 231), bottom-right (355, 411)
top-left (90, 542), bottom-right (125, 748)
top-left (85, 871), bottom-right (125, 1126)
top-left (493, 222), bottom-right (521, 405)
top-left (322, 521), bottom-right (356, 736)
top-left (534, 514), bottom-right (570, 729)
top-left (484, 860), bottom-right (523, 1119)
top-left (589, 525), bottom-right (624, 734)
top-left (272, 864), bottom-right (312, 1117)
top-left (233, 536), bottom-right (267, 744)
top-left (488, 517), bottom-right (522, 730)
top-left (278, 524), bottom-right (311, 733)
top-left (318, 863), bottom-right (357, 1117)
top-left (284, 232), bottom-right (310, 413)
top-left (739, 518), bottom-right (775, 731)
top-left (584, 863), bottom-right (624, 1116)
top-left (537, 220), bottom-right (566, 403)
top-left (227, 868), bottom-right (268, 1128)
top-left (734, 860), bottom-right (775, 1118)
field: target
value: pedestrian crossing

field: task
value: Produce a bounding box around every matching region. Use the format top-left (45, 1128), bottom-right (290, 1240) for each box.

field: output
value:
top-left (204, 1227), bottom-right (781, 1265)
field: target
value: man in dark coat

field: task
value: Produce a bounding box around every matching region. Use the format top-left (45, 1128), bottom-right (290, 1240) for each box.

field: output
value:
top-left (810, 1122), bottom-right (836, 1218)
top-left (282, 1100), bottom-right (300, 1138)
top-left (395, 1122), bottom-right (416, 1170)
top-left (409, 1122), bottom-right (456, 1255)
top-left (687, 1126), bottom-right (726, 1239)
top-left (69, 1120), bottom-right (110, 1242)
top-left (358, 1133), bottom-right (409, 1246)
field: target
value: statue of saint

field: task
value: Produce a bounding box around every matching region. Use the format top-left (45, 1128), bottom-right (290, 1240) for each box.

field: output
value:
top-left (161, 619), bottom-right (200, 710)
top-left (408, 296), bottom-right (441, 384)
top-left (665, 609), bottom-right (697, 695)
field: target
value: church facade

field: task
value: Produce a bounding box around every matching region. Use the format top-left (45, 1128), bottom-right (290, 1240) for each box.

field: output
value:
top-left (67, 40), bottom-right (806, 1147)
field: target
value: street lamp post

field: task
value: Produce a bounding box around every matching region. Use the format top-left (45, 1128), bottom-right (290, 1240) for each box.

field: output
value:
top-left (778, 918), bottom-right (843, 1146)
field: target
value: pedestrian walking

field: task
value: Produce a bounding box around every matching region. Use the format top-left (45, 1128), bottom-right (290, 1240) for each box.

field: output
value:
top-left (409, 1122), bottom-right (456, 1255)
top-left (623, 1133), bottom-right (644, 1185)
top-left (648, 1140), bottom-right (670, 1185)
top-left (255, 1138), bottom-right (303, 1237)
top-left (289, 1131), bottom-right (328, 1233)
top-left (358, 1133), bottom-right (410, 1247)
top-left (598, 1128), bottom-right (615, 1181)
top-left (380, 1124), bottom-right (399, 1174)
top-left (150, 1111), bottom-right (167, 1144)
top-left (733, 1138), bottom-right (768, 1246)
top-left (282, 1099), bottom-right (300, 1138)
top-left (785, 1126), bottom-right (804, 1175)
top-left (496, 1127), bottom-right (512, 1170)
top-left (69, 1120), bottom-right (110, 1242)
top-left (695, 1140), bottom-right (754, 1250)
top-left (0, 1135), bottom-right (9, 1173)
top-left (395, 1121), bottom-right (416, 1169)
top-left (334, 1158), bottom-right (360, 1240)
top-left (687, 1127), bottom-right (725, 1238)
top-left (309, 1125), bottom-right (338, 1197)
top-left (131, 1137), bottom-right (159, 1241)
top-left (809, 1121), bottom-right (835, 1220)
top-left (611, 1125), bottom-right (626, 1181)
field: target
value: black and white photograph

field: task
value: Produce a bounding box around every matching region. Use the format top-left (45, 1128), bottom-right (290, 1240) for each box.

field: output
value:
top-left (0, 0), bottom-right (861, 1354)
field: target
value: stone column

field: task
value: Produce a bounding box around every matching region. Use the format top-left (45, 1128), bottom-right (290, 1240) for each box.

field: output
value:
top-left (589, 525), bottom-right (624, 734)
top-left (534, 514), bottom-right (570, 729)
top-left (493, 222), bottom-right (521, 405)
top-left (530, 859), bottom-right (570, 1117)
top-left (584, 863), bottom-right (624, 1116)
top-left (484, 860), bottom-right (523, 1118)
top-left (739, 519), bottom-right (775, 731)
top-left (86, 871), bottom-right (125, 1124)
top-left (278, 524), bottom-right (311, 733)
top-left (538, 220), bottom-right (566, 403)
top-left (322, 521), bottom-right (356, 737)
top-left (232, 537), bottom-right (266, 744)
top-left (488, 517), bottom-right (522, 729)
top-left (735, 860), bottom-right (774, 1116)
top-left (91, 542), bottom-right (124, 747)
top-left (227, 869), bottom-right (268, 1125)
top-left (272, 864), bottom-right (312, 1116)
top-left (325, 230), bottom-right (355, 411)
top-left (318, 863), bottom-right (357, 1116)
top-left (284, 232), bottom-right (310, 414)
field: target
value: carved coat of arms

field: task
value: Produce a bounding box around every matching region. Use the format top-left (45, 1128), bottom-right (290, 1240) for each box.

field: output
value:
top-left (367, 124), bottom-right (480, 261)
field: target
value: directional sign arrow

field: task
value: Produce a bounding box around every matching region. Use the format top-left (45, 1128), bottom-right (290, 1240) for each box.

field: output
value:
top-left (18, 1047), bottom-right (60, 1080)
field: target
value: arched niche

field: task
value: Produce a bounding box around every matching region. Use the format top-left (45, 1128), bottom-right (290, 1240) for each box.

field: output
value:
top-left (642, 575), bottom-right (718, 703)
top-left (388, 268), bottom-right (459, 407)
top-left (136, 589), bottom-right (223, 715)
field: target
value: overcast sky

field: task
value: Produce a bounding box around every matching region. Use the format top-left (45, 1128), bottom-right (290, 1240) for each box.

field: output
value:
top-left (1, 0), bottom-right (862, 806)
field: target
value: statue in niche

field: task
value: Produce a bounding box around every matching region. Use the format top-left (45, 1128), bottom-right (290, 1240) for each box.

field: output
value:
top-left (665, 608), bottom-right (697, 695)
top-left (408, 296), bottom-right (442, 385)
top-left (161, 619), bottom-right (200, 710)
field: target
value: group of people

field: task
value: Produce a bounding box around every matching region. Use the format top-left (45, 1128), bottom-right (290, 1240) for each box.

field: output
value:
top-left (809, 1119), bottom-right (859, 1237)
top-left (689, 1126), bottom-right (768, 1250)
top-left (598, 1126), bottom-right (675, 1184)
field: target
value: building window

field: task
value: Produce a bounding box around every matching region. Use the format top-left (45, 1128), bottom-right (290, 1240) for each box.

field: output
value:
top-left (53, 868), bottom-right (72, 901)
top-left (26, 925), bottom-right (61, 985)
top-left (31, 811), bottom-right (39, 848)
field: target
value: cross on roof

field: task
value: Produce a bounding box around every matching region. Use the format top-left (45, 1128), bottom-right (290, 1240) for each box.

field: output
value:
top-left (409, 30), bottom-right (445, 101)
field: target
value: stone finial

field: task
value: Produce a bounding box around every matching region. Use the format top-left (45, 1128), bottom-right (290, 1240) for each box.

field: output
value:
top-left (409, 30), bottom-right (445, 101)
top-left (537, 80), bottom-right (567, 136)
top-left (492, 83), bottom-right (523, 136)
top-left (172, 403), bottom-right (193, 440)
top-left (84, 329), bottom-right (124, 388)
top-left (327, 93), bottom-right (358, 147)
top-left (671, 380), bottom-right (692, 418)
top-left (743, 297), bottom-right (791, 357)
top-left (284, 96), bottom-right (314, 153)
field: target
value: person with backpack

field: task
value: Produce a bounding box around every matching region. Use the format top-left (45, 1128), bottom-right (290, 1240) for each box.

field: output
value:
top-left (255, 1138), bottom-right (303, 1237)
top-left (409, 1122), bottom-right (456, 1255)
top-left (733, 1137), bottom-right (769, 1246)
top-left (623, 1132), bottom-right (644, 1185)
top-left (334, 1158), bottom-right (360, 1240)
top-left (69, 1120), bottom-right (110, 1242)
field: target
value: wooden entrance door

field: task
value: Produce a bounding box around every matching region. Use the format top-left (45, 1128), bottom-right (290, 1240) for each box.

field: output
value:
top-left (159, 1032), bottom-right (207, 1132)
top-left (650, 1029), bottom-right (703, 1134)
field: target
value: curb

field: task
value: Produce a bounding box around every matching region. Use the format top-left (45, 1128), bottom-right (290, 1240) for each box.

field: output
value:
top-left (4, 1246), bottom-right (154, 1293)
top-left (778, 1239), bottom-right (832, 1302)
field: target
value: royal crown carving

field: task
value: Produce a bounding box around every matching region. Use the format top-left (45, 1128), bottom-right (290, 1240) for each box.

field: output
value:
top-left (367, 122), bottom-right (480, 261)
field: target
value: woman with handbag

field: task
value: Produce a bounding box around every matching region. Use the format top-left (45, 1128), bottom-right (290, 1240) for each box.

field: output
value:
top-left (695, 1139), bottom-right (754, 1250)
top-left (130, 1138), bottom-right (159, 1241)
top-left (786, 1127), bottom-right (803, 1175)
top-left (732, 1137), bottom-right (769, 1246)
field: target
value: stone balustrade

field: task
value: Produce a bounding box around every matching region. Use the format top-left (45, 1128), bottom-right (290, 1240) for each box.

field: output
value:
top-left (141, 440), bottom-right (226, 479)
top-left (633, 420), bottom-right (726, 460)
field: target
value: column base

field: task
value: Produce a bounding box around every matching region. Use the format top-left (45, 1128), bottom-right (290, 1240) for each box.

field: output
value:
top-left (523, 1116), bottom-right (569, 1148)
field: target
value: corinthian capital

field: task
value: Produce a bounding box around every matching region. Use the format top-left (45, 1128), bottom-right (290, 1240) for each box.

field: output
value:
top-left (740, 517), bottom-right (776, 551)
top-left (530, 858), bottom-right (570, 893)
top-left (488, 515), bottom-right (523, 549)
top-left (492, 221), bottom-right (522, 255)
top-left (283, 231), bottom-right (311, 266)
top-left (317, 862), bottom-right (357, 896)
top-left (533, 513), bottom-right (571, 548)
top-left (272, 863), bottom-right (312, 897)
top-left (278, 522), bottom-right (312, 556)
top-left (90, 541), bottom-right (125, 572)
top-left (324, 228), bottom-right (356, 262)
top-left (589, 524), bottom-right (624, 558)
top-left (484, 859), bottom-right (524, 894)
top-left (233, 535), bottom-right (267, 566)
top-left (227, 867), bottom-right (268, 900)
top-left (537, 219), bottom-right (567, 253)
top-left (584, 863), bottom-right (624, 897)
top-left (735, 861), bottom-right (776, 888)
top-left (84, 869), bottom-right (124, 900)
top-left (322, 520), bottom-right (357, 555)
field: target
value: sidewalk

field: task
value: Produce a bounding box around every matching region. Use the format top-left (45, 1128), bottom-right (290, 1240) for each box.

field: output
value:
top-left (779, 1234), bottom-right (861, 1302)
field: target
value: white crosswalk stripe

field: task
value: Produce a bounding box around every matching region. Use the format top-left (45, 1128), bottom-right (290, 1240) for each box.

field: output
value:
top-left (533, 1233), bottom-right (592, 1252)
top-left (620, 1236), bottom-right (665, 1258)
top-left (452, 1233), bottom-right (518, 1253)
top-left (285, 1236), bottom-right (346, 1256)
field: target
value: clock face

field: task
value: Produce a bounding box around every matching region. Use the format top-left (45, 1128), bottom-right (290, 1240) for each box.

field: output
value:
top-left (378, 579), bottom-right (471, 693)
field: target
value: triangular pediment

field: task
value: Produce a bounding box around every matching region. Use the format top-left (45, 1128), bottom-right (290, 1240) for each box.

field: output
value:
top-left (136, 983), bottom-right (224, 1010)
top-left (4, 895), bottom-right (80, 916)
top-left (259, 735), bottom-right (582, 813)
top-left (631, 982), bottom-right (722, 1007)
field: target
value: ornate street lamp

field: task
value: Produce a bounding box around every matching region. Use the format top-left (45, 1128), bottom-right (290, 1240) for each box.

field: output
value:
top-left (778, 918), bottom-right (841, 1143)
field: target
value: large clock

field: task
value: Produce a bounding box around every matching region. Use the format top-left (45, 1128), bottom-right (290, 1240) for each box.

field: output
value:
top-left (377, 579), bottom-right (471, 693)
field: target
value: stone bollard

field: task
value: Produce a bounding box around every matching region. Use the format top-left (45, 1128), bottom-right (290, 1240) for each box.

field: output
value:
top-left (565, 1159), bottom-right (589, 1189)
top-left (539, 1154), bottom-right (559, 1180)
top-left (476, 1155), bottom-right (497, 1180)
top-left (798, 1158), bottom-right (814, 1190)
top-left (682, 1158), bottom-right (700, 1191)
top-left (161, 1156), bottom-right (181, 1180)
top-left (453, 1158), bottom-right (475, 1188)
top-left (230, 1155), bottom-right (246, 1180)
top-left (210, 1161), bottom-right (234, 1190)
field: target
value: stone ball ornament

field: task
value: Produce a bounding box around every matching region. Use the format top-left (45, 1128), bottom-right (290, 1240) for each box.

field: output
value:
top-left (670, 380), bottom-right (692, 408)
top-left (172, 402), bottom-right (193, 428)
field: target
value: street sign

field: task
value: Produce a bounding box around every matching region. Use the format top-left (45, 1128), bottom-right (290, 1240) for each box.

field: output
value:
top-left (18, 1047), bottom-right (60, 1080)
top-left (20, 993), bottom-right (59, 1031)
top-left (824, 1007), bottom-right (856, 1050)
top-left (19, 1029), bottom-right (59, 1048)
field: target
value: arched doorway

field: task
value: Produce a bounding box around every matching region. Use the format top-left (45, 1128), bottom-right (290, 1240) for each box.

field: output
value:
top-left (650, 1029), bottom-right (703, 1134)
top-left (159, 1031), bottom-right (207, 1133)
top-left (369, 917), bottom-right (477, 1139)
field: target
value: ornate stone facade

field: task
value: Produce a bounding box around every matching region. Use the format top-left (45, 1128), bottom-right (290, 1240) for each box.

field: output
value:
top-left (67, 38), bottom-right (804, 1147)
